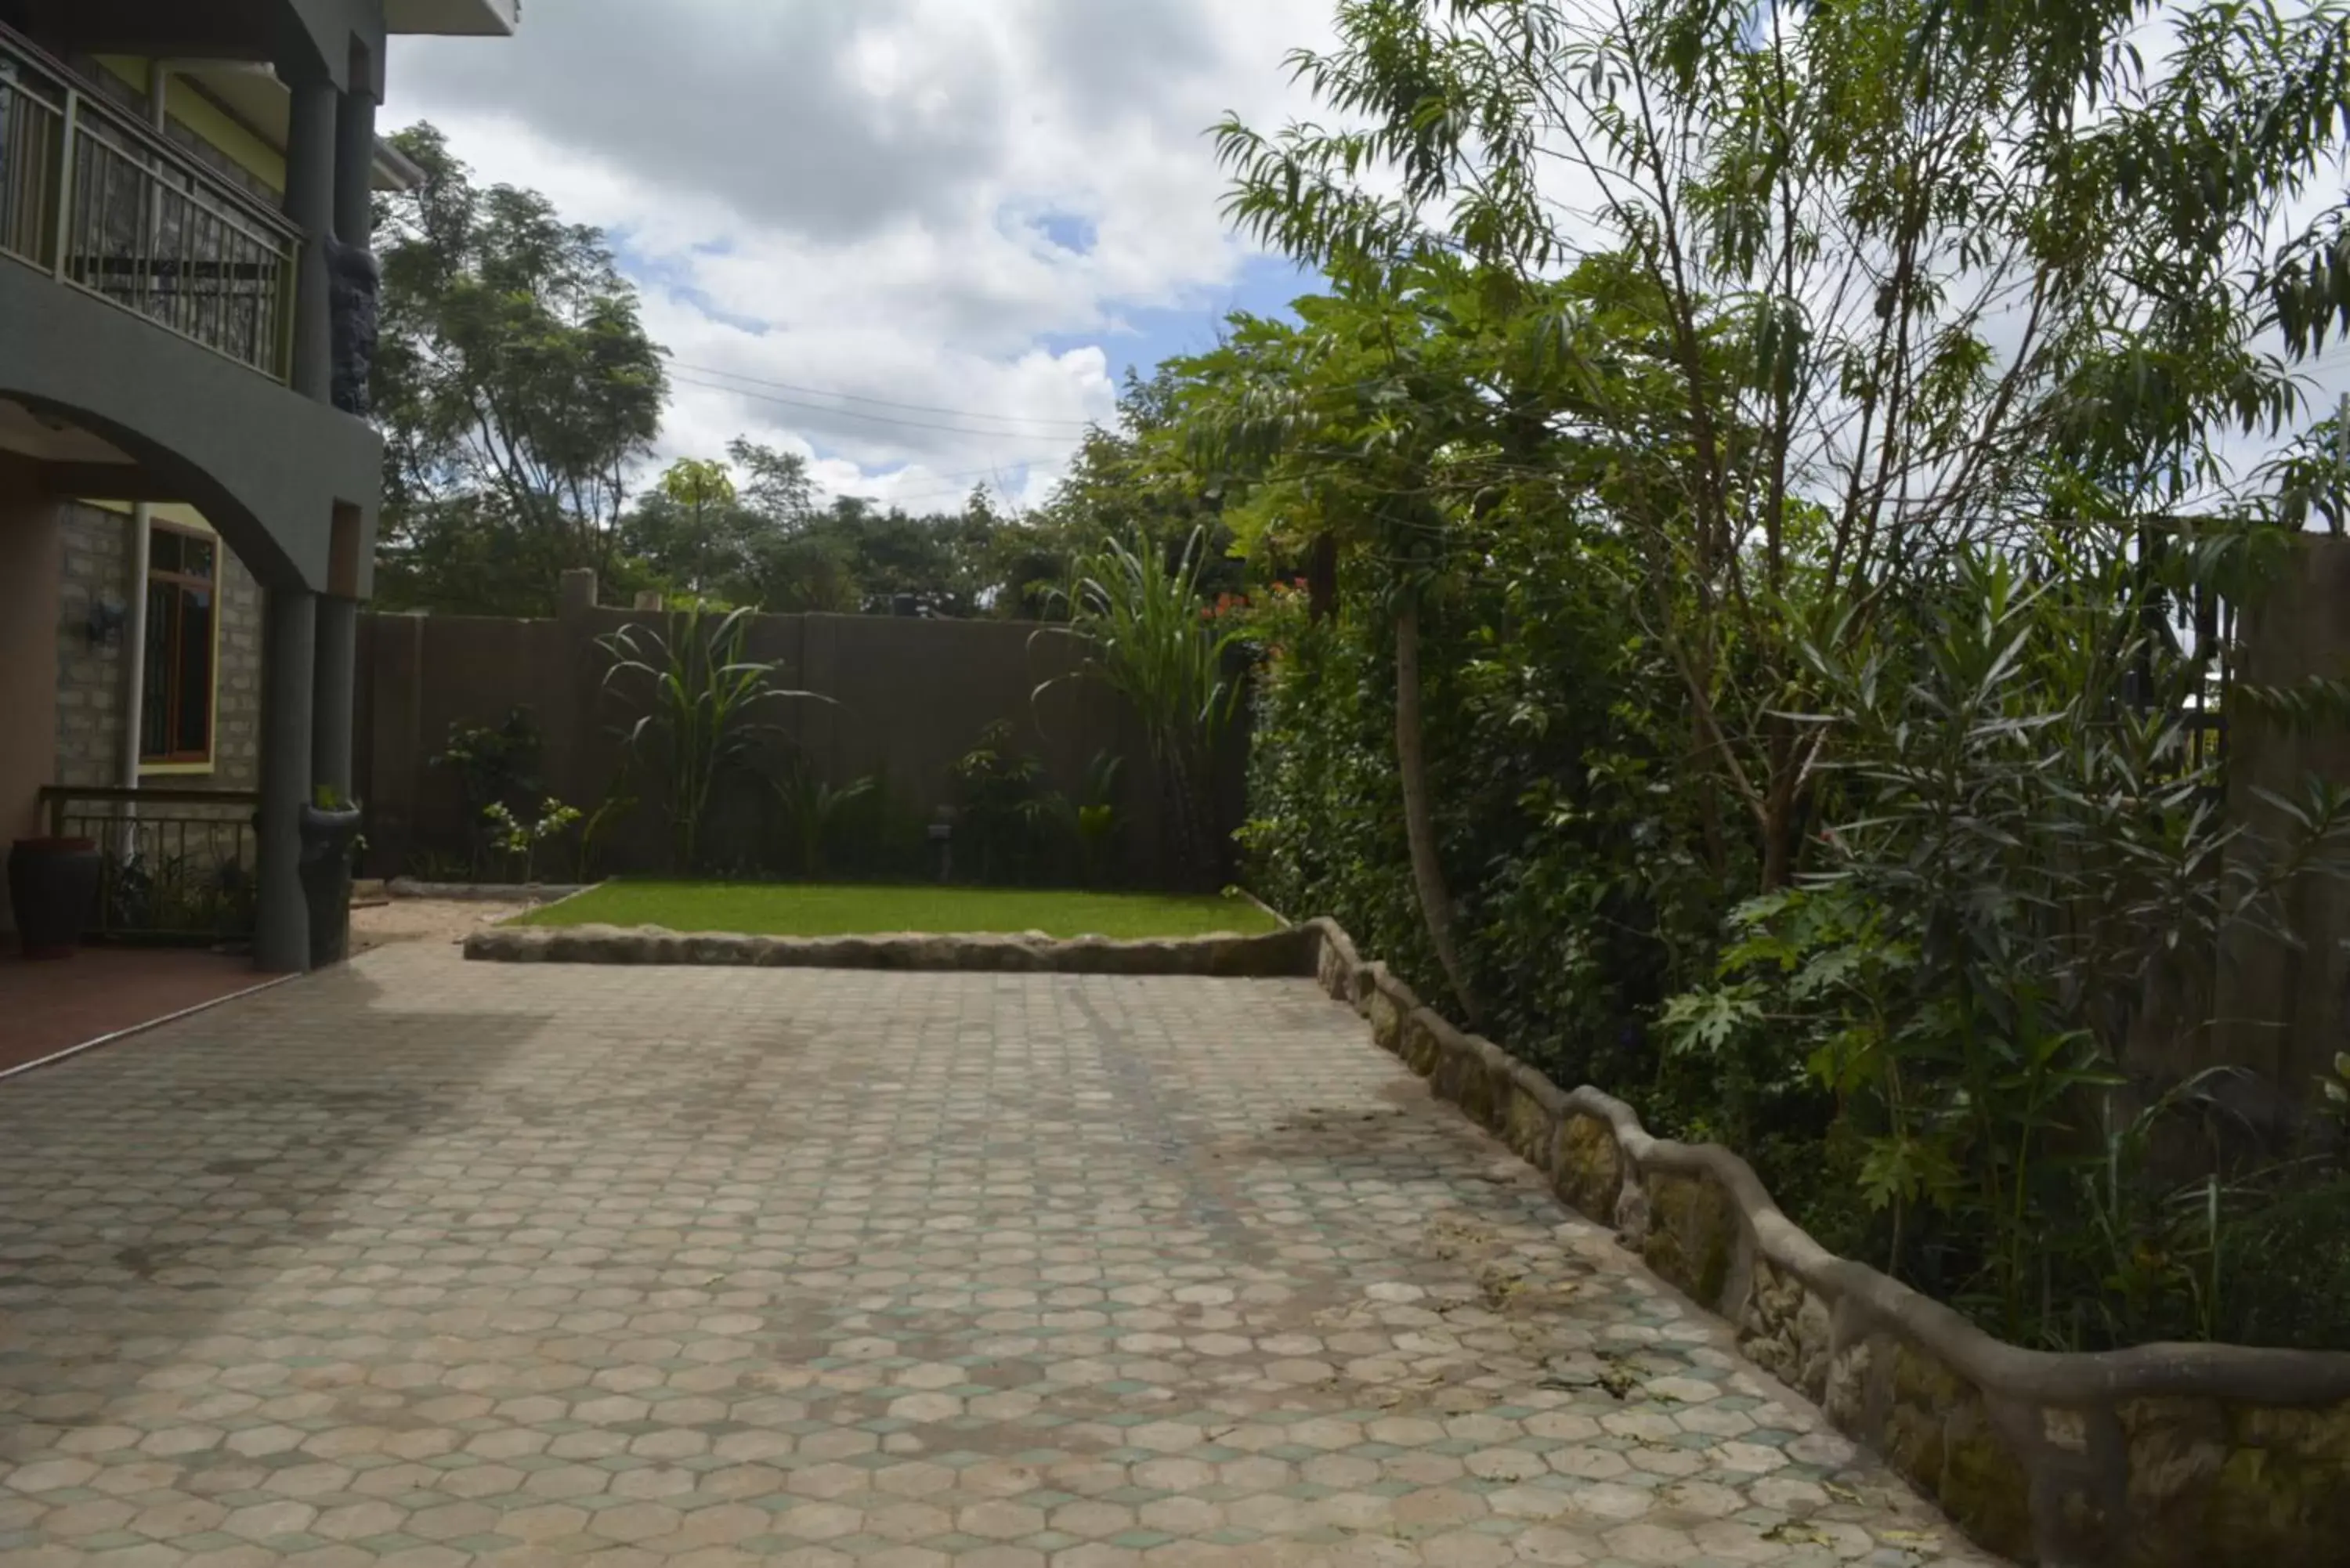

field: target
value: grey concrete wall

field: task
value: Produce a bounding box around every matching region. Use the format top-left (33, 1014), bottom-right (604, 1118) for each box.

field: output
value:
top-left (0, 262), bottom-right (381, 595)
top-left (2217, 534), bottom-right (2350, 1103)
top-left (356, 602), bottom-right (1220, 887)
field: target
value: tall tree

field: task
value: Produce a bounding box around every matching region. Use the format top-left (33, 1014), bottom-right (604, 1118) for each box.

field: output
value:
top-left (1213, 0), bottom-right (2350, 891)
top-left (627, 458), bottom-right (739, 598)
top-left (1174, 254), bottom-right (1649, 1018)
top-left (373, 124), bottom-right (668, 614)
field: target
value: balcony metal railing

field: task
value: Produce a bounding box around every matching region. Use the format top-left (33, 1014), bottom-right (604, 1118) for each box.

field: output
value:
top-left (40, 786), bottom-right (260, 943)
top-left (0, 26), bottom-right (298, 381)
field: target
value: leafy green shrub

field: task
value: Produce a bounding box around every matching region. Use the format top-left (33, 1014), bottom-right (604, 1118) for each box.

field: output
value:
top-left (598, 603), bottom-right (822, 874)
top-left (1242, 512), bottom-right (1732, 1108)
top-left (950, 721), bottom-right (1058, 886)
top-left (768, 762), bottom-right (877, 880)
top-left (431, 707), bottom-right (542, 874)
top-left (1664, 539), bottom-right (2350, 1348)
top-left (1036, 529), bottom-right (1246, 891)
top-left (481, 798), bottom-right (583, 884)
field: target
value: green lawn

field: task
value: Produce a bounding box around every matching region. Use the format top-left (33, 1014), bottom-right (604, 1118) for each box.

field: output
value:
top-left (512, 881), bottom-right (1285, 941)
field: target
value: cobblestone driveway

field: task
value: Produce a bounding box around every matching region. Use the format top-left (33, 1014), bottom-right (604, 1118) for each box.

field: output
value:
top-left (0, 944), bottom-right (1998, 1567)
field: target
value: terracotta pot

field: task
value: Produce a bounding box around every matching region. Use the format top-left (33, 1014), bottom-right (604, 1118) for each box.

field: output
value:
top-left (8, 837), bottom-right (101, 959)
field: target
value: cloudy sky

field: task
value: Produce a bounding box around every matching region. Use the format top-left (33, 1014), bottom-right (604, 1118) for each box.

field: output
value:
top-left (385, 2), bottom-right (1336, 515)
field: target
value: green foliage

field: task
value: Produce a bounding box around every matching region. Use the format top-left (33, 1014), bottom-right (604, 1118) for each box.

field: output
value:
top-left (481, 798), bottom-right (584, 885)
top-left (374, 125), bottom-right (666, 615)
top-left (1209, 0), bottom-right (2350, 1353)
top-left (598, 604), bottom-right (819, 874)
top-left (1243, 502), bottom-right (1730, 1104)
top-left (1019, 368), bottom-right (1243, 614)
top-left (1065, 752), bottom-right (1127, 889)
top-left (949, 721), bottom-right (1058, 886)
top-left (769, 764), bottom-right (877, 880)
top-left (105, 845), bottom-right (255, 941)
top-left (512, 880), bottom-right (1283, 941)
top-left (1215, 0), bottom-right (2350, 896)
top-left (430, 708), bottom-right (543, 875)
top-left (1662, 534), bottom-right (2350, 1346)
top-left (575, 775), bottom-right (638, 885)
top-left (624, 451), bottom-right (1032, 620)
top-left (1037, 529), bottom-right (1248, 891)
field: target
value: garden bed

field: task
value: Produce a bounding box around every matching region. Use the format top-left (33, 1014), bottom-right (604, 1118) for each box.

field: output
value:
top-left (502, 880), bottom-right (1282, 941)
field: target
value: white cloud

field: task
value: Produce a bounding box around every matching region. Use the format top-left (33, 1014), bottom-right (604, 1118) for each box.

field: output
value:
top-left (385, 0), bottom-right (1335, 512)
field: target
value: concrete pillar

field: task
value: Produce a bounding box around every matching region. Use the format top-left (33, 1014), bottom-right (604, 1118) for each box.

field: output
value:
top-left (313, 596), bottom-right (356, 801)
top-left (282, 76), bottom-right (338, 402)
top-left (558, 568), bottom-right (599, 617)
top-left (2215, 534), bottom-right (2350, 1102)
top-left (255, 587), bottom-right (317, 973)
top-left (334, 88), bottom-right (378, 246)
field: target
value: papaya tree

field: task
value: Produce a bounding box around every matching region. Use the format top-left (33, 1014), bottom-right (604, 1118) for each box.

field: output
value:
top-left (1173, 251), bottom-right (1668, 1019)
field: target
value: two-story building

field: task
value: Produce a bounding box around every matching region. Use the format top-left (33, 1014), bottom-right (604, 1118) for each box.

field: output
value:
top-left (0, 0), bottom-right (515, 970)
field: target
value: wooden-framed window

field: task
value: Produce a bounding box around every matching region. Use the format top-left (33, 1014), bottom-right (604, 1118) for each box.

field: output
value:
top-left (140, 522), bottom-right (218, 767)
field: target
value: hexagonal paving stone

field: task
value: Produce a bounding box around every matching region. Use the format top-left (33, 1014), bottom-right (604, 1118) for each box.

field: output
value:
top-left (0, 945), bottom-right (2004, 1567)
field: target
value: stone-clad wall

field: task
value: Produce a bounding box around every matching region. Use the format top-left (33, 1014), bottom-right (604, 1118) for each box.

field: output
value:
top-left (50, 502), bottom-right (129, 789)
top-left (52, 504), bottom-right (263, 793)
top-left (1303, 920), bottom-right (2350, 1568)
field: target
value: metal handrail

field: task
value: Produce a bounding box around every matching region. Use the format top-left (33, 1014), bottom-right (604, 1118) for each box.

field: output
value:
top-left (0, 20), bottom-right (299, 380)
top-left (0, 27), bottom-right (298, 241)
top-left (41, 784), bottom-right (262, 822)
top-left (38, 785), bottom-right (262, 942)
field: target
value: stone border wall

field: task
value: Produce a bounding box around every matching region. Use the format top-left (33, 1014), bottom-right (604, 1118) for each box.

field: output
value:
top-left (465, 920), bottom-right (1319, 977)
top-left (1296, 918), bottom-right (2350, 1568)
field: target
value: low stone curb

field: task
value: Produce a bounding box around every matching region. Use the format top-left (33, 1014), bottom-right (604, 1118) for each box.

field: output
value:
top-left (387, 880), bottom-right (591, 903)
top-left (1296, 916), bottom-right (2350, 1568)
top-left (464, 920), bottom-right (1321, 977)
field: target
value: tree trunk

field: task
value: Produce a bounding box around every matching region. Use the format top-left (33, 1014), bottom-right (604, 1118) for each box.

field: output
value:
top-left (1758, 754), bottom-right (1802, 892)
top-left (1394, 598), bottom-right (1480, 1023)
top-left (1306, 533), bottom-right (1340, 623)
top-left (1160, 746), bottom-right (1219, 893)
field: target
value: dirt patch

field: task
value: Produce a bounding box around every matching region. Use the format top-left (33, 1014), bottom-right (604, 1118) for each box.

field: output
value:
top-left (350, 898), bottom-right (531, 953)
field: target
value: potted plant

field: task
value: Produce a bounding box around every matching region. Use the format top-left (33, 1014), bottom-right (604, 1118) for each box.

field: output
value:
top-left (8, 836), bottom-right (102, 959)
top-left (300, 788), bottom-right (363, 967)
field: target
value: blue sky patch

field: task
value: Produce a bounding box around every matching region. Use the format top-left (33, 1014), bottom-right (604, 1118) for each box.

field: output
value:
top-left (610, 229), bottom-right (772, 337)
top-left (1034, 211), bottom-right (1098, 255)
top-left (1043, 253), bottom-right (1318, 388)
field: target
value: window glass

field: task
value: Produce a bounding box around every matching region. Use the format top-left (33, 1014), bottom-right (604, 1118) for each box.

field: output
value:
top-left (175, 588), bottom-right (212, 758)
top-left (139, 525), bottom-right (219, 766)
top-left (141, 580), bottom-right (174, 760)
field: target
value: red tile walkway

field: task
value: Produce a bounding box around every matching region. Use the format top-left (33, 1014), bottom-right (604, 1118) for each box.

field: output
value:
top-left (0, 946), bottom-right (265, 1075)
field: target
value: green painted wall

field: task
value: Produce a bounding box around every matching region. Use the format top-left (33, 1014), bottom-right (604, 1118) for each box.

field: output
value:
top-left (95, 56), bottom-right (287, 195)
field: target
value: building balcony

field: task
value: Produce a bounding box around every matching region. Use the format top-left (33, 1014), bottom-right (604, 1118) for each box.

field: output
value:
top-left (387, 0), bottom-right (522, 36)
top-left (1, 21), bottom-right (299, 382)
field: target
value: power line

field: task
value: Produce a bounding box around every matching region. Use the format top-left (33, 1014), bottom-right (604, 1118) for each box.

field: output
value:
top-left (670, 361), bottom-right (1098, 432)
